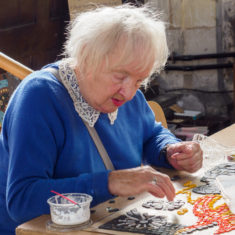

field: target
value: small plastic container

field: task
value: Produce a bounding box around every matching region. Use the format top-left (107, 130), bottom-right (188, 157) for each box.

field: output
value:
top-left (47, 193), bottom-right (93, 225)
top-left (216, 175), bottom-right (235, 214)
top-left (192, 134), bottom-right (227, 170)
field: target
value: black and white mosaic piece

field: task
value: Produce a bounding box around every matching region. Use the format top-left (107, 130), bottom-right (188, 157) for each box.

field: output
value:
top-left (201, 163), bottom-right (235, 183)
top-left (192, 163), bottom-right (235, 195)
top-left (142, 199), bottom-right (185, 211)
top-left (170, 175), bottom-right (181, 181)
top-left (99, 208), bottom-right (185, 235)
top-left (192, 183), bottom-right (221, 195)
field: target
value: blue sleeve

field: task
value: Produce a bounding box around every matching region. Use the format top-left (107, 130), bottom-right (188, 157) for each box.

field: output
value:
top-left (138, 94), bottom-right (181, 168)
top-left (4, 73), bottom-right (112, 223)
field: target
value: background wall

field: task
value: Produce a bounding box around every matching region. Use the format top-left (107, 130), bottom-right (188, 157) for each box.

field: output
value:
top-left (146, 0), bottom-right (235, 123)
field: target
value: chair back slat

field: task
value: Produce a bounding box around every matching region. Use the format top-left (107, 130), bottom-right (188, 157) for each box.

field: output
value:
top-left (148, 100), bottom-right (168, 128)
top-left (0, 52), bottom-right (33, 80)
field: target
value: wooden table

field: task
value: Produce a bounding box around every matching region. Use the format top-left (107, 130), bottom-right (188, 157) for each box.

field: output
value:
top-left (16, 124), bottom-right (235, 235)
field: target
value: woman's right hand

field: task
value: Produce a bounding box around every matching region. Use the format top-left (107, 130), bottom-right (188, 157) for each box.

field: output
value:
top-left (108, 165), bottom-right (175, 201)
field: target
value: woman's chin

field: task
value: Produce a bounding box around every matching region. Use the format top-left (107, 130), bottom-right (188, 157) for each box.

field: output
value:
top-left (99, 105), bottom-right (119, 114)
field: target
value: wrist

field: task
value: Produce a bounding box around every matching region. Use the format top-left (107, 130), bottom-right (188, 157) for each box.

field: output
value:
top-left (160, 144), bottom-right (169, 156)
top-left (160, 144), bottom-right (171, 164)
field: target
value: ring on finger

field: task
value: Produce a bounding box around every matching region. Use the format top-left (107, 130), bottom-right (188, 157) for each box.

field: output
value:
top-left (151, 176), bottom-right (157, 185)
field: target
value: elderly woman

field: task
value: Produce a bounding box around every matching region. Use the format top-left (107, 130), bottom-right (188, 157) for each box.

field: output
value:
top-left (0, 4), bottom-right (202, 235)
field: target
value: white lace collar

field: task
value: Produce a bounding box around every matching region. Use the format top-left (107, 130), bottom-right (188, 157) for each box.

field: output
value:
top-left (58, 60), bottom-right (118, 127)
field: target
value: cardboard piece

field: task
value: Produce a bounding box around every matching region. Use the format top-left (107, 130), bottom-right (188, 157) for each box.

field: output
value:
top-left (68, 0), bottom-right (122, 19)
top-left (211, 124), bottom-right (235, 147)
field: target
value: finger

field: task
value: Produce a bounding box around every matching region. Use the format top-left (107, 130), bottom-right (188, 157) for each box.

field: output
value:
top-left (147, 184), bottom-right (165, 198)
top-left (176, 158), bottom-right (196, 170)
top-left (147, 176), bottom-right (175, 201)
top-left (158, 179), bottom-right (175, 201)
top-left (150, 191), bottom-right (165, 199)
top-left (148, 184), bottom-right (175, 201)
top-left (178, 156), bottom-right (202, 172)
top-left (169, 143), bottom-right (192, 154)
top-left (170, 142), bottom-right (201, 156)
top-left (187, 161), bottom-right (203, 173)
top-left (170, 152), bottom-right (190, 161)
top-left (172, 147), bottom-right (202, 162)
top-left (176, 151), bottom-right (202, 165)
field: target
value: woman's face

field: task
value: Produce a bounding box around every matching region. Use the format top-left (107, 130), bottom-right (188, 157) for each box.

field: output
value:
top-left (76, 50), bottom-right (153, 113)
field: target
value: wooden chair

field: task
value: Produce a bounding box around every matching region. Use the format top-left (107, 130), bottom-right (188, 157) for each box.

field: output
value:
top-left (0, 52), bottom-right (33, 131)
top-left (0, 52), bottom-right (33, 80)
top-left (147, 100), bottom-right (168, 128)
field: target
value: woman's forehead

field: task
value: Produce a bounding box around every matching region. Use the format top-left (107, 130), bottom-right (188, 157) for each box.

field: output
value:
top-left (111, 59), bottom-right (153, 79)
top-left (108, 42), bottom-right (149, 60)
top-left (109, 49), bottom-right (153, 74)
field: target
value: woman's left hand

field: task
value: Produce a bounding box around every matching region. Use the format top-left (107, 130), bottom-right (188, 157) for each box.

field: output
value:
top-left (166, 141), bottom-right (203, 173)
top-left (108, 165), bottom-right (175, 201)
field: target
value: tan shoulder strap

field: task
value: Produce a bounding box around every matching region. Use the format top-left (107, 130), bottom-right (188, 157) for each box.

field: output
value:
top-left (82, 121), bottom-right (115, 170)
top-left (45, 67), bottom-right (115, 170)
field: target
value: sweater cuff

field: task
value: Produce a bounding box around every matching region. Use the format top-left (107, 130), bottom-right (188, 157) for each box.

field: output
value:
top-left (91, 170), bottom-right (114, 206)
top-left (159, 145), bottom-right (174, 169)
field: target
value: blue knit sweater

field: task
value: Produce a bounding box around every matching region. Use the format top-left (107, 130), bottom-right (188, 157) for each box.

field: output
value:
top-left (0, 64), bottom-right (180, 234)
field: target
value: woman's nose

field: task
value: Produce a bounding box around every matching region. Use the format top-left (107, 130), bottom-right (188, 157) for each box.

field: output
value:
top-left (119, 79), bottom-right (137, 101)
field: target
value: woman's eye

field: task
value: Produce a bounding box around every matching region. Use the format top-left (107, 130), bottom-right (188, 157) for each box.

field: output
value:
top-left (113, 73), bottom-right (126, 82)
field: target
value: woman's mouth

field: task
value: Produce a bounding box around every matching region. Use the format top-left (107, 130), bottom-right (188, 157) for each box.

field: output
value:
top-left (112, 98), bottom-right (124, 107)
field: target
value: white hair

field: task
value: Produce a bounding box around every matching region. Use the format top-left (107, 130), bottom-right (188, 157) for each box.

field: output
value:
top-left (63, 4), bottom-right (168, 86)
